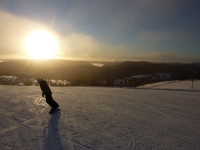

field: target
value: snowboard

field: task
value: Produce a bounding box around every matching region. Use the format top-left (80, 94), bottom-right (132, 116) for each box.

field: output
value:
top-left (49, 108), bottom-right (60, 114)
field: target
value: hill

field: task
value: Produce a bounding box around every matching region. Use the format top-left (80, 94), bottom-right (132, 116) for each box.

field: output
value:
top-left (0, 59), bottom-right (91, 74)
top-left (0, 60), bottom-right (200, 86)
top-left (137, 80), bottom-right (200, 91)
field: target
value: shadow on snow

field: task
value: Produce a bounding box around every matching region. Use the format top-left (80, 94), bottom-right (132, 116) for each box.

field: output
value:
top-left (43, 110), bottom-right (63, 150)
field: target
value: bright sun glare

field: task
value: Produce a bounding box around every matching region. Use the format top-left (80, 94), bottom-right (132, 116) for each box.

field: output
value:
top-left (25, 30), bottom-right (58, 59)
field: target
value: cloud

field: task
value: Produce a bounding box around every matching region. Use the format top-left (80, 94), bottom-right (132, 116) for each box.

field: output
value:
top-left (0, 6), bottom-right (199, 63)
top-left (112, 52), bottom-right (200, 63)
top-left (135, 0), bottom-right (188, 15)
top-left (58, 33), bottom-right (136, 60)
top-left (58, 0), bottom-right (138, 35)
top-left (0, 11), bottom-right (49, 56)
top-left (135, 29), bottom-right (199, 53)
top-left (0, 11), bottom-right (104, 59)
top-left (151, 52), bottom-right (200, 62)
top-left (58, 33), bottom-right (102, 57)
top-left (56, 0), bottom-right (192, 45)
top-left (0, 11), bottom-right (135, 60)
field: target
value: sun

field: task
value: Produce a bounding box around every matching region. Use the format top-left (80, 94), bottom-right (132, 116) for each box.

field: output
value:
top-left (25, 30), bottom-right (58, 59)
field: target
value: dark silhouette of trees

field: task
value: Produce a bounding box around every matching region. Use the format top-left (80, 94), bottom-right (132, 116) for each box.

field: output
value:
top-left (1, 60), bottom-right (200, 87)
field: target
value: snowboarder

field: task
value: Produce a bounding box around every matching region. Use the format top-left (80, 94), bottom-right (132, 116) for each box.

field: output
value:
top-left (38, 78), bottom-right (59, 112)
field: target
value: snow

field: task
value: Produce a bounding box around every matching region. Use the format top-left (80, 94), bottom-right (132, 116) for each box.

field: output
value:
top-left (91, 63), bottom-right (104, 67)
top-left (130, 73), bottom-right (172, 80)
top-left (49, 79), bottom-right (71, 86)
top-left (49, 79), bottom-right (57, 83)
top-left (137, 80), bottom-right (200, 91)
top-left (0, 76), bottom-right (17, 82)
top-left (0, 84), bottom-right (200, 150)
top-left (132, 75), bottom-right (150, 79)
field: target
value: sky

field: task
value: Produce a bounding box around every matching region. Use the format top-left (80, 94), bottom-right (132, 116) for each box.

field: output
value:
top-left (0, 0), bottom-right (200, 62)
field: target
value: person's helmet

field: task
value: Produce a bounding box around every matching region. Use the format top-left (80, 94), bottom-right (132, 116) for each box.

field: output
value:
top-left (38, 78), bottom-right (43, 83)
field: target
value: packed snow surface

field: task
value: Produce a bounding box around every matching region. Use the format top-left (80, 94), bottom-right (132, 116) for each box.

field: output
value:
top-left (0, 85), bottom-right (200, 150)
top-left (137, 80), bottom-right (200, 91)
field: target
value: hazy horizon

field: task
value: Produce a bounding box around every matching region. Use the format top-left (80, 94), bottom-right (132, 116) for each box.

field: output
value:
top-left (0, 58), bottom-right (199, 64)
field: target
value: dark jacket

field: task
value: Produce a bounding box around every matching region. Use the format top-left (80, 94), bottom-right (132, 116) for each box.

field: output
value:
top-left (39, 80), bottom-right (52, 95)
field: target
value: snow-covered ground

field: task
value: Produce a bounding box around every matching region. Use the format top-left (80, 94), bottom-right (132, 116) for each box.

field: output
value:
top-left (0, 76), bottom-right (17, 82)
top-left (0, 85), bottom-right (200, 150)
top-left (137, 80), bottom-right (200, 91)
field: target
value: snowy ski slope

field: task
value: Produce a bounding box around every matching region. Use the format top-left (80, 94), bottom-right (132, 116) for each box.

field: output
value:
top-left (0, 84), bottom-right (200, 150)
top-left (137, 80), bottom-right (200, 91)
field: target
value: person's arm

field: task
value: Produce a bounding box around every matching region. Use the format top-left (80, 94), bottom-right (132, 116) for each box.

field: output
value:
top-left (39, 84), bottom-right (45, 97)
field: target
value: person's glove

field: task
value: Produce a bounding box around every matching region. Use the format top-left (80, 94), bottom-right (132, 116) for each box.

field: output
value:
top-left (42, 92), bottom-right (44, 97)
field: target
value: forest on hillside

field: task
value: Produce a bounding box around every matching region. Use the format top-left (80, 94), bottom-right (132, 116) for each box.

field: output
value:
top-left (0, 60), bottom-right (200, 86)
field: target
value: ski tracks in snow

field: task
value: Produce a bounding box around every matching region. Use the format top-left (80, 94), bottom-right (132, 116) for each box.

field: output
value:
top-left (69, 89), bottom-right (145, 150)
top-left (0, 90), bottom-right (58, 150)
top-left (34, 98), bottom-right (48, 113)
top-left (1, 86), bottom-right (200, 149)
top-left (0, 95), bottom-right (42, 150)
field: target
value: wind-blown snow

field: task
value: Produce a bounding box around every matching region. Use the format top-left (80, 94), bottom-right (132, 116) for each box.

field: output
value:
top-left (0, 85), bottom-right (200, 150)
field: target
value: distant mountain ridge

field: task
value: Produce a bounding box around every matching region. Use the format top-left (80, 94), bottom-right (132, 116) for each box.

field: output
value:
top-left (0, 59), bottom-right (91, 74)
top-left (103, 61), bottom-right (151, 68)
top-left (0, 60), bottom-right (200, 84)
